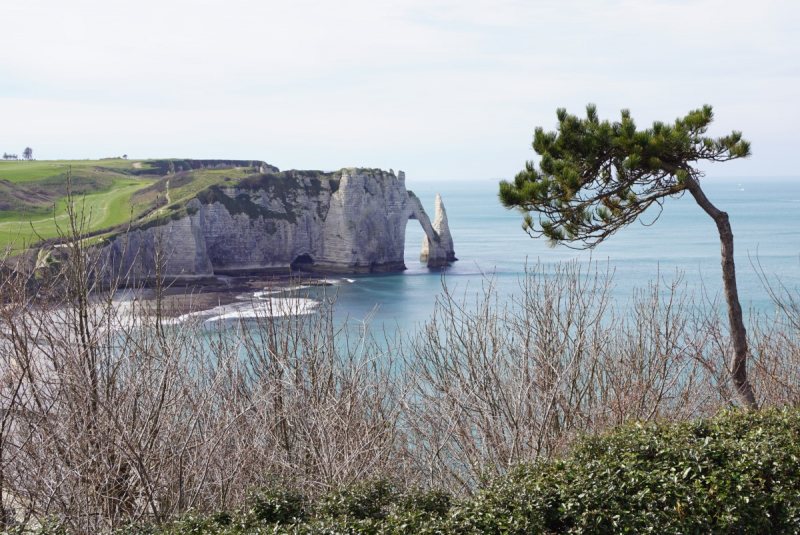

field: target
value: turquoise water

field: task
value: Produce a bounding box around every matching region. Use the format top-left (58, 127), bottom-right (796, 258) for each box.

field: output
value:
top-left (316, 176), bottom-right (800, 331)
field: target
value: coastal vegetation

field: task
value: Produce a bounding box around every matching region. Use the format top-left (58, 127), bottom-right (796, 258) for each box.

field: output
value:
top-left (21, 408), bottom-right (797, 534)
top-left (2, 153), bottom-right (799, 533)
top-left (2, 207), bottom-right (800, 532)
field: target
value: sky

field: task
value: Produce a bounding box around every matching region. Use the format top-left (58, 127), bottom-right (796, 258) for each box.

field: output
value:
top-left (2, 0), bottom-right (799, 181)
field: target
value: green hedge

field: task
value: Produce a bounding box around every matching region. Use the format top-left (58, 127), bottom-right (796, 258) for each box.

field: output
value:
top-left (11, 408), bottom-right (800, 534)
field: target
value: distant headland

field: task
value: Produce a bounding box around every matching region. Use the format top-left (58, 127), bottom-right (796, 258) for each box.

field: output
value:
top-left (0, 159), bottom-right (456, 282)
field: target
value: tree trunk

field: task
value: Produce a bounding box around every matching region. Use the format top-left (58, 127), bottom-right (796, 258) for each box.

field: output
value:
top-left (685, 177), bottom-right (758, 409)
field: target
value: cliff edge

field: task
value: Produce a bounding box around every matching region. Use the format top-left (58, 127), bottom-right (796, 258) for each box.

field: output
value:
top-left (103, 168), bottom-right (455, 282)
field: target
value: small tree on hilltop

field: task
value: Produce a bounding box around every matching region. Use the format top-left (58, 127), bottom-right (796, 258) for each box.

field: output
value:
top-left (23, 147), bottom-right (32, 160)
top-left (499, 104), bottom-right (757, 409)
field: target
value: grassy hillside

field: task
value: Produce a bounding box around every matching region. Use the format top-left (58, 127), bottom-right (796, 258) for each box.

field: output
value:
top-left (0, 158), bottom-right (283, 251)
top-left (0, 158), bottom-right (139, 183)
top-left (0, 159), bottom-right (155, 250)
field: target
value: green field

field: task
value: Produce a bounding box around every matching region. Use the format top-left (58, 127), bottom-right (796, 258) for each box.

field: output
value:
top-left (0, 159), bottom-right (156, 250)
top-left (0, 158), bottom-right (277, 251)
top-left (0, 178), bottom-right (152, 249)
top-left (0, 158), bottom-right (149, 183)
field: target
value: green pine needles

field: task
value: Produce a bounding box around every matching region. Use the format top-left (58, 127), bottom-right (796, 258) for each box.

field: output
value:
top-left (499, 104), bottom-right (751, 247)
top-left (501, 104), bottom-right (758, 409)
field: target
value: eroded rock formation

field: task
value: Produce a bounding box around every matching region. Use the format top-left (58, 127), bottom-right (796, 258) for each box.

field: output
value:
top-left (103, 168), bottom-right (455, 282)
top-left (420, 193), bottom-right (456, 264)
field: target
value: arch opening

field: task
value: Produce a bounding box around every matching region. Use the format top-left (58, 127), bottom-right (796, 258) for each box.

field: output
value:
top-left (402, 216), bottom-right (427, 271)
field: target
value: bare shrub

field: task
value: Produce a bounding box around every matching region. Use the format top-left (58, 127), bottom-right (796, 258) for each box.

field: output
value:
top-left (0, 183), bottom-right (409, 532)
top-left (2, 194), bottom-right (799, 530)
top-left (405, 262), bottom-right (722, 492)
top-left (0, 269), bottom-right (408, 532)
top-left (749, 260), bottom-right (800, 407)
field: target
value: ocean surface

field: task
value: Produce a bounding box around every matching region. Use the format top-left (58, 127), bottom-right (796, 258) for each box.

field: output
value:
top-left (304, 176), bottom-right (800, 333)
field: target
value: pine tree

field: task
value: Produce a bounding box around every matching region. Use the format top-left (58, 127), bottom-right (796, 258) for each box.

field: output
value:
top-left (499, 104), bottom-right (757, 409)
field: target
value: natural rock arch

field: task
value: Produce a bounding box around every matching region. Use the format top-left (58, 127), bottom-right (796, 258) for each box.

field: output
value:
top-left (406, 193), bottom-right (456, 268)
top-left (101, 167), bottom-right (457, 281)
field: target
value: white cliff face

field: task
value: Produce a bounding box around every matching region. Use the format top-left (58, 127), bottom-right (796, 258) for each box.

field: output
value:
top-left (103, 210), bottom-right (213, 281)
top-left (317, 169), bottom-right (409, 271)
top-left (433, 193), bottom-right (456, 261)
top-left (103, 168), bottom-right (455, 282)
top-left (198, 178), bottom-right (331, 273)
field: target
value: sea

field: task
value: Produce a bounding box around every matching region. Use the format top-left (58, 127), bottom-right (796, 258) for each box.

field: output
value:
top-left (311, 176), bottom-right (800, 332)
top-left (184, 176), bottom-right (800, 333)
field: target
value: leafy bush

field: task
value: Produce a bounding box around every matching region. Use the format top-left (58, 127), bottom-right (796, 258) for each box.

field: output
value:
top-left (246, 486), bottom-right (307, 524)
top-left (10, 409), bottom-right (800, 534)
top-left (461, 407), bottom-right (800, 534)
top-left (316, 479), bottom-right (397, 521)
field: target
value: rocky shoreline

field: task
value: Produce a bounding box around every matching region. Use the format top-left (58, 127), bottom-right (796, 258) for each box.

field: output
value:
top-left (118, 272), bottom-right (331, 319)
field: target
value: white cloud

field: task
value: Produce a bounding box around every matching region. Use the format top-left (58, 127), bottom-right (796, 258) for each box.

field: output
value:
top-left (2, 0), bottom-right (798, 178)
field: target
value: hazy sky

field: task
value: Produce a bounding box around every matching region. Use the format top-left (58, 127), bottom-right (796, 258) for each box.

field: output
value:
top-left (2, 0), bottom-right (798, 180)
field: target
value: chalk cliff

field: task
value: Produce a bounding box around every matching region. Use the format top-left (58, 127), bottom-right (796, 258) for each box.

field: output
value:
top-left (420, 193), bottom-right (457, 263)
top-left (103, 168), bottom-right (455, 281)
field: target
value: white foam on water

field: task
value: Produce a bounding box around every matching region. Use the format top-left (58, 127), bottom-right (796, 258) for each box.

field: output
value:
top-left (252, 290), bottom-right (279, 298)
top-left (252, 285), bottom-right (311, 299)
top-left (204, 298), bottom-right (319, 322)
top-left (165, 296), bottom-right (320, 324)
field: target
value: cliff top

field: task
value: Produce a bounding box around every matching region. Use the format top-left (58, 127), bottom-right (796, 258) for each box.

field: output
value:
top-left (0, 159), bottom-right (399, 251)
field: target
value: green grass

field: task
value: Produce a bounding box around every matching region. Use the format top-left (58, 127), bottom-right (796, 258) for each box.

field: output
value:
top-left (0, 177), bottom-right (153, 250)
top-left (128, 168), bottom-right (258, 228)
top-left (0, 158), bottom-right (145, 183)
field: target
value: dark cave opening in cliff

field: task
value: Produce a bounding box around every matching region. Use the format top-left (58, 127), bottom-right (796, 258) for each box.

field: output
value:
top-left (290, 254), bottom-right (315, 271)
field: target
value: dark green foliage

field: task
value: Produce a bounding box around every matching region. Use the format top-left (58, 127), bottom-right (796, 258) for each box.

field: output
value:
top-left (0, 180), bottom-right (51, 215)
top-left (499, 104), bottom-right (751, 247)
top-left (307, 178), bottom-right (323, 198)
top-left (316, 479), bottom-right (397, 521)
top-left (292, 170), bottom-right (324, 178)
top-left (130, 176), bottom-right (168, 199)
top-left (32, 172), bottom-right (115, 195)
top-left (246, 487), bottom-right (307, 524)
top-left (396, 489), bottom-right (451, 517)
top-left (131, 160), bottom-right (277, 177)
top-left (462, 408), bottom-right (800, 534)
top-left (226, 173), bottom-right (284, 192)
top-left (19, 410), bottom-right (799, 534)
top-left (195, 185), bottom-right (297, 224)
top-left (235, 171), bottom-right (328, 198)
top-left (167, 172), bottom-right (196, 190)
top-left (328, 409), bottom-right (782, 531)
